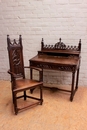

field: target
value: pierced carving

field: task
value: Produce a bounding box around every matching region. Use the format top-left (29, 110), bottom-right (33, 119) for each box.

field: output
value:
top-left (41, 38), bottom-right (81, 51)
top-left (12, 50), bottom-right (21, 66)
top-left (55, 38), bottom-right (66, 50)
top-left (12, 49), bottom-right (22, 74)
top-left (30, 62), bottom-right (76, 72)
top-left (7, 35), bottom-right (22, 47)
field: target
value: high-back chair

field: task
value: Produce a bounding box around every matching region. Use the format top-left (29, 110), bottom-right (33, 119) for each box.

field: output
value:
top-left (7, 35), bottom-right (43, 115)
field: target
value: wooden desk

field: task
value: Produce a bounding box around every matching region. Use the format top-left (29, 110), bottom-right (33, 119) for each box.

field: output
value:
top-left (29, 38), bottom-right (81, 101)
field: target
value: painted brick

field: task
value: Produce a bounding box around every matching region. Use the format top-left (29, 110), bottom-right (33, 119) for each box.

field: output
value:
top-left (0, 0), bottom-right (87, 86)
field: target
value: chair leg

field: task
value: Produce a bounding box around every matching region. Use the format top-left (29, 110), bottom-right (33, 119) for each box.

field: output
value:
top-left (40, 85), bottom-right (43, 105)
top-left (12, 91), bottom-right (15, 104)
top-left (24, 91), bottom-right (26, 100)
top-left (30, 88), bottom-right (35, 94)
top-left (13, 92), bottom-right (18, 115)
top-left (11, 85), bottom-right (14, 104)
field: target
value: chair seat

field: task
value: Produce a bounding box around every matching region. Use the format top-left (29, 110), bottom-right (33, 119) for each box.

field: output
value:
top-left (13, 79), bottom-right (43, 92)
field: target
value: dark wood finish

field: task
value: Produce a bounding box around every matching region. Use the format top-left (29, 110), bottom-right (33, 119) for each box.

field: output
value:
top-left (7, 35), bottom-right (43, 115)
top-left (30, 38), bottom-right (81, 101)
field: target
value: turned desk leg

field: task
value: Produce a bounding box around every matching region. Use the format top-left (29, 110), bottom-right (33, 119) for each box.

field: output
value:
top-left (30, 68), bottom-right (32, 80)
top-left (70, 72), bottom-right (75, 101)
top-left (75, 68), bottom-right (80, 90)
top-left (40, 69), bottom-right (43, 82)
top-left (30, 69), bottom-right (34, 93)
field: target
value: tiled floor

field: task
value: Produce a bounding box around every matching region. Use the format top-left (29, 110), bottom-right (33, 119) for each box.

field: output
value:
top-left (0, 80), bottom-right (87, 130)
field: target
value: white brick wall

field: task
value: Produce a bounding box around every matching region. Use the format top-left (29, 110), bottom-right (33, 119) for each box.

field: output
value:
top-left (0, 0), bottom-right (87, 86)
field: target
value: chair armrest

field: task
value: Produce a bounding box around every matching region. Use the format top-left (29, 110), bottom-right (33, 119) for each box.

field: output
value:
top-left (7, 70), bottom-right (22, 78)
top-left (24, 66), bottom-right (43, 81)
top-left (24, 66), bottom-right (42, 72)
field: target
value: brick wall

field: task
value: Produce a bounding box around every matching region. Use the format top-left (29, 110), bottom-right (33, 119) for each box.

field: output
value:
top-left (0, 0), bottom-right (87, 86)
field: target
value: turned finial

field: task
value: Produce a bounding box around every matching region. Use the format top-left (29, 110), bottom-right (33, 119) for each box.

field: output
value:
top-left (7, 35), bottom-right (9, 38)
top-left (59, 38), bottom-right (61, 42)
top-left (41, 38), bottom-right (44, 50)
top-left (79, 39), bottom-right (81, 51)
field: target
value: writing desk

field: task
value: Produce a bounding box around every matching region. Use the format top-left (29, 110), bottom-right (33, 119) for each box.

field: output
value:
top-left (29, 38), bottom-right (81, 101)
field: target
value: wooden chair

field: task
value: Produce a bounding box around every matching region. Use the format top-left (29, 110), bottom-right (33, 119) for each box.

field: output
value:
top-left (7, 35), bottom-right (43, 115)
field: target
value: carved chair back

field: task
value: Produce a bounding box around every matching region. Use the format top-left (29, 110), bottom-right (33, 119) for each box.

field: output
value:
top-left (7, 35), bottom-right (25, 79)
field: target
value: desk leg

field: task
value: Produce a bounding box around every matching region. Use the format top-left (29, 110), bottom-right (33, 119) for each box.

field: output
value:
top-left (75, 68), bottom-right (80, 90)
top-left (40, 69), bottom-right (43, 82)
top-left (30, 68), bottom-right (32, 80)
top-left (30, 69), bottom-right (34, 93)
top-left (70, 72), bottom-right (75, 101)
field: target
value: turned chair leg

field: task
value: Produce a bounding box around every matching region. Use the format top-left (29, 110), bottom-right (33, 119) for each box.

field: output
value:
top-left (13, 93), bottom-right (18, 115)
top-left (40, 86), bottom-right (43, 105)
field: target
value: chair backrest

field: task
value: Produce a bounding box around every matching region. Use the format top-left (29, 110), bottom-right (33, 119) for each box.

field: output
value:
top-left (7, 35), bottom-right (25, 78)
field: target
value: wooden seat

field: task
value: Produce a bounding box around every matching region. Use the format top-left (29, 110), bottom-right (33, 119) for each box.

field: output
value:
top-left (7, 35), bottom-right (43, 115)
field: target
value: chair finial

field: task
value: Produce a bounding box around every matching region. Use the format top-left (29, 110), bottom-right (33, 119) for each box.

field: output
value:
top-left (42, 38), bottom-right (44, 42)
top-left (19, 35), bottom-right (21, 38)
top-left (79, 39), bottom-right (81, 44)
top-left (7, 35), bottom-right (9, 38)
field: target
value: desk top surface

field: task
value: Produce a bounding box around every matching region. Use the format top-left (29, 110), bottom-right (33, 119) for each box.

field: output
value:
top-left (30, 55), bottom-right (80, 66)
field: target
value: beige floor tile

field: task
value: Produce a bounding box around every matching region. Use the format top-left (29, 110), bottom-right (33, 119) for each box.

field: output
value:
top-left (0, 80), bottom-right (87, 130)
